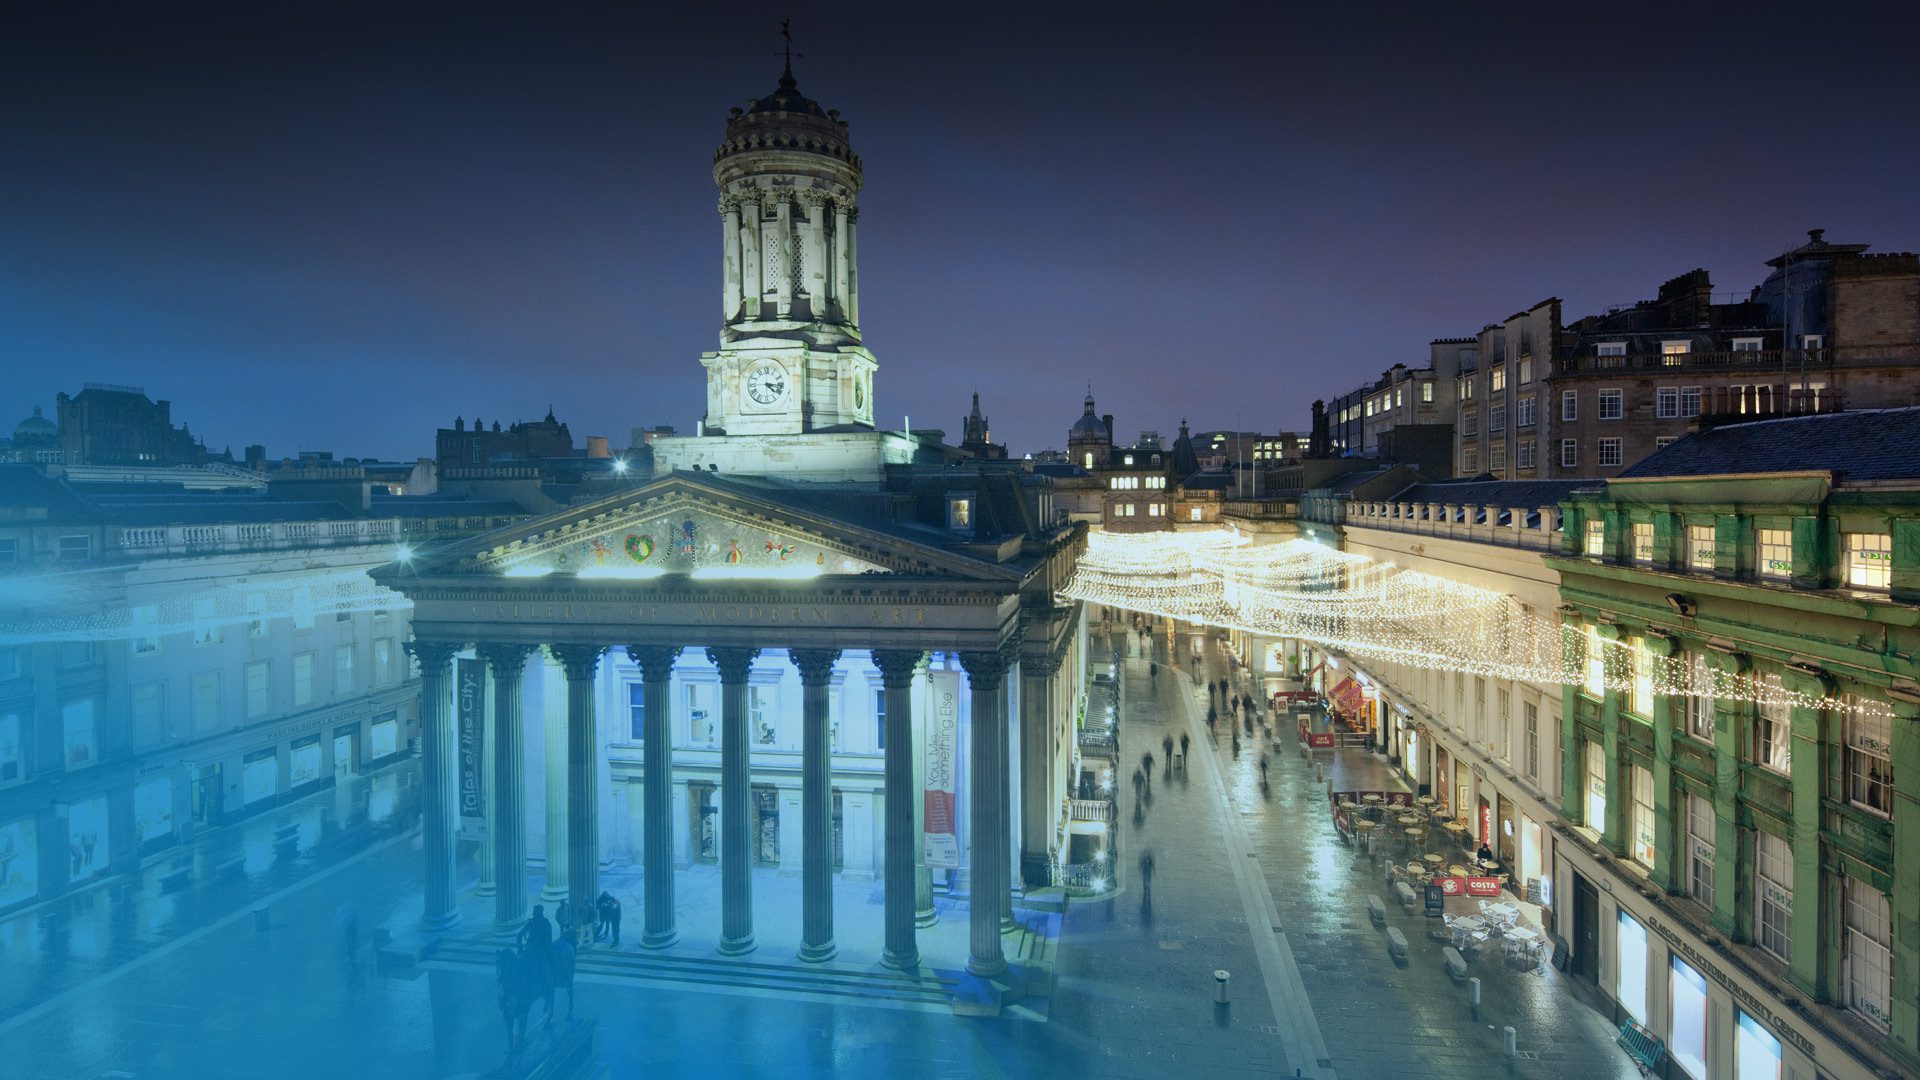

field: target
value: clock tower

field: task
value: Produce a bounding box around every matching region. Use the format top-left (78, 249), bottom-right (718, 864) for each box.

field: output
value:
top-left (699, 55), bottom-right (875, 437)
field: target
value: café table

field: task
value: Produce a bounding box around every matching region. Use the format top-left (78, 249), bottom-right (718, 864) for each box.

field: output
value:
top-left (1422, 853), bottom-right (1444, 867)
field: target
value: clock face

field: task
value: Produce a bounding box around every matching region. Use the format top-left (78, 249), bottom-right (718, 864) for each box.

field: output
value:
top-left (744, 361), bottom-right (787, 406)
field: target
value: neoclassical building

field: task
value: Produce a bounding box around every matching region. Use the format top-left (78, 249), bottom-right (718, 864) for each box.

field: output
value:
top-left (376, 60), bottom-right (1087, 980)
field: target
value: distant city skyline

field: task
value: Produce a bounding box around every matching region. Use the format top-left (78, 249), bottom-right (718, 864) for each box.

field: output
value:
top-left (4, 4), bottom-right (1918, 460)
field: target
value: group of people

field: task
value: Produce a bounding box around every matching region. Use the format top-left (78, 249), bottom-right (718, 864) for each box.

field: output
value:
top-left (552, 890), bottom-right (624, 946)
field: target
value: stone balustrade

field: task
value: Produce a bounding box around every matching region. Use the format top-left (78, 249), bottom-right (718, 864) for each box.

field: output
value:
top-left (1343, 497), bottom-right (1564, 551)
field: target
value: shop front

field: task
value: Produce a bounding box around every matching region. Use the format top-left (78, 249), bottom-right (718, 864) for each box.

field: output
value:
top-left (133, 775), bottom-right (175, 855)
top-left (369, 711), bottom-right (401, 762)
top-left (242, 747), bottom-right (278, 806)
top-left (332, 724), bottom-right (357, 781)
top-left (289, 734), bottom-right (324, 790)
top-left (66, 794), bottom-right (109, 882)
top-left (0, 815), bottom-right (36, 907)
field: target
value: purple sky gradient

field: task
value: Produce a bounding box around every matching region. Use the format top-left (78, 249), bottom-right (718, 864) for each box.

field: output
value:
top-left (3, 3), bottom-right (1917, 459)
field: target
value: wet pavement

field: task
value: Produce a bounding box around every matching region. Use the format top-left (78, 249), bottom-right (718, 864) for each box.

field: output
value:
top-left (0, 620), bottom-right (1641, 1078)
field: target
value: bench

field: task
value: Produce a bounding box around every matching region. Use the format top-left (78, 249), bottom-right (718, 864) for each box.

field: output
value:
top-left (1394, 882), bottom-right (1416, 910)
top-left (1617, 1019), bottom-right (1665, 1074)
top-left (1366, 895), bottom-right (1387, 926)
top-left (215, 856), bottom-right (246, 879)
top-left (273, 824), bottom-right (300, 845)
top-left (159, 865), bottom-right (193, 892)
top-left (1443, 946), bottom-right (1468, 980)
top-left (1385, 928), bottom-right (1408, 960)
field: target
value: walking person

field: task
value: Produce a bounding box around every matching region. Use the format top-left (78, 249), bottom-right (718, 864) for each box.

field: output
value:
top-left (1259, 754), bottom-right (1270, 786)
top-left (599, 891), bottom-right (623, 946)
top-left (1161, 734), bottom-right (1173, 768)
top-left (1179, 731), bottom-right (1190, 760)
top-left (1138, 849), bottom-right (1155, 903)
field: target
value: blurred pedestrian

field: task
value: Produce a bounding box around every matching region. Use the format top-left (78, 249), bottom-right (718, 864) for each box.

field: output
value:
top-left (335, 902), bottom-right (360, 962)
top-left (1259, 755), bottom-right (1270, 785)
top-left (1179, 732), bottom-right (1190, 759)
top-left (1161, 734), bottom-right (1173, 764)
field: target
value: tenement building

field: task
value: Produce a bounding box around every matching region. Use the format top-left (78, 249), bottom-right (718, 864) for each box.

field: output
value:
top-left (373, 59), bottom-right (1088, 987)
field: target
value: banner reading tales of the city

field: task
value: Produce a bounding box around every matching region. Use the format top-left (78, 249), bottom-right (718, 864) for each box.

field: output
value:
top-left (923, 670), bottom-right (961, 868)
top-left (456, 657), bottom-right (486, 837)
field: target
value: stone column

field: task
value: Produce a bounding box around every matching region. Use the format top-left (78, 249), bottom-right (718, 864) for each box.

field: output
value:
top-left (911, 656), bottom-right (937, 927)
top-left (709, 646), bottom-right (760, 955)
top-left (832, 200), bottom-right (851, 322)
top-left (478, 644), bottom-right (536, 934)
top-left (720, 196), bottom-right (742, 321)
top-left (474, 663), bottom-right (495, 900)
top-left (552, 644), bottom-right (606, 930)
top-left (845, 207), bottom-right (859, 326)
top-left (874, 649), bottom-right (926, 969)
top-left (772, 194), bottom-right (793, 318)
top-left (791, 648), bottom-right (842, 962)
top-left (1019, 651), bottom-right (1060, 890)
top-left (800, 191), bottom-right (827, 321)
top-left (1780, 665), bottom-right (1833, 999)
top-left (541, 656), bottom-right (569, 904)
top-left (740, 193), bottom-right (762, 319)
top-left (960, 647), bottom-right (1009, 978)
top-left (998, 658), bottom-right (1018, 932)
top-left (627, 645), bottom-right (681, 948)
top-left (405, 640), bottom-right (462, 932)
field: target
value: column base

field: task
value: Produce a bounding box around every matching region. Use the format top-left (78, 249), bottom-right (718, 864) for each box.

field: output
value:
top-left (419, 910), bottom-right (461, 933)
top-left (540, 885), bottom-right (568, 904)
top-left (999, 912), bottom-right (1018, 933)
top-left (914, 906), bottom-right (938, 928)
top-left (797, 941), bottom-right (837, 964)
top-left (965, 954), bottom-right (1007, 978)
top-left (492, 917), bottom-right (527, 938)
top-left (717, 934), bottom-right (757, 956)
top-left (474, 882), bottom-right (496, 898)
top-left (640, 929), bottom-right (677, 950)
top-left (880, 947), bottom-right (920, 971)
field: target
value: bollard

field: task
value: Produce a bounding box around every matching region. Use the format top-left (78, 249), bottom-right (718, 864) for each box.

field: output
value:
top-left (1503, 1026), bottom-right (1517, 1059)
top-left (1468, 976), bottom-right (1481, 1017)
top-left (1214, 969), bottom-right (1231, 1004)
top-left (253, 906), bottom-right (270, 931)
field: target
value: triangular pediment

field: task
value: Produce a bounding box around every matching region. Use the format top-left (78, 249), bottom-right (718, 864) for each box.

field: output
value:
top-left (428, 473), bottom-right (1013, 583)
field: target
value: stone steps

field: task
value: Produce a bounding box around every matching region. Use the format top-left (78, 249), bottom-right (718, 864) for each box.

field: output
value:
top-left (429, 936), bottom-right (960, 1007)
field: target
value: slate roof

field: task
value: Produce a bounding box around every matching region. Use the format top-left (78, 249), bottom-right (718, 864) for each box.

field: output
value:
top-left (0, 465), bottom-right (102, 521)
top-left (1617, 408), bottom-right (1920, 483)
top-left (1390, 478), bottom-right (1600, 507)
top-left (83, 492), bottom-right (359, 525)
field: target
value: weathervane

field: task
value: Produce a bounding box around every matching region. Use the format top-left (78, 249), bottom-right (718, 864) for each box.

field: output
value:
top-left (780, 18), bottom-right (802, 79)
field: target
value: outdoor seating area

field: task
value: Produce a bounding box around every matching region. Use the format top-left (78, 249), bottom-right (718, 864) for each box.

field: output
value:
top-left (1435, 900), bottom-right (1546, 972)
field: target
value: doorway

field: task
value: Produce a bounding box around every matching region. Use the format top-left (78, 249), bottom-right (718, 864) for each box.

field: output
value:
top-left (1572, 872), bottom-right (1600, 983)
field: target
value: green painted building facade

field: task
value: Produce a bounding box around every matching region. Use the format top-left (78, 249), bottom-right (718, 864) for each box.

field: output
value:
top-left (1553, 460), bottom-right (1920, 1077)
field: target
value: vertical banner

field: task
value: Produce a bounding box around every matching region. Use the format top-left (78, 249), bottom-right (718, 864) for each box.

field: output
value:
top-left (456, 657), bottom-right (486, 836)
top-left (923, 670), bottom-right (960, 868)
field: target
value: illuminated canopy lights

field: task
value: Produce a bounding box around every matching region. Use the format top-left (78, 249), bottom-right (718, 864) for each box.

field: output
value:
top-left (1062, 530), bottom-right (1886, 717)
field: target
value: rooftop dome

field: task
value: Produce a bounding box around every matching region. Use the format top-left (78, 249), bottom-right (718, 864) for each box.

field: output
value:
top-left (1068, 394), bottom-right (1110, 442)
top-left (12, 405), bottom-right (56, 444)
top-left (713, 58), bottom-right (862, 185)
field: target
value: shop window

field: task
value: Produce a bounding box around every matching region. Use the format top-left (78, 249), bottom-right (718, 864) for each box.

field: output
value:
top-left (292, 653), bottom-right (314, 707)
top-left (1735, 1010), bottom-right (1781, 1080)
top-left (1843, 880), bottom-right (1892, 1030)
top-left (0, 815), bottom-right (39, 905)
top-left (1846, 703), bottom-right (1892, 816)
top-left (1843, 532), bottom-right (1891, 590)
top-left (62, 699), bottom-right (97, 769)
top-left (1670, 956), bottom-right (1709, 1079)
top-left (369, 712), bottom-right (399, 758)
top-left (245, 660), bottom-right (270, 720)
top-left (132, 604), bottom-right (161, 655)
top-left (1630, 765), bottom-right (1655, 869)
top-left (1752, 830), bottom-right (1792, 964)
top-left (1686, 792), bottom-right (1714, 911)
top-left (243, 747), bottom-right (277, 804)
top-left (134, 777), bottom-right (173, 849)
top-left (290, 735), bottom-right (323, 787)
top-left (1616, 910), bottom-right (1649, 1023)
top-left (1756, 528), bottom-right (1792, 580)
top-left (67, 794), bottom-right (108, 880)
top-left (0, 713), bottom-right (20, 783)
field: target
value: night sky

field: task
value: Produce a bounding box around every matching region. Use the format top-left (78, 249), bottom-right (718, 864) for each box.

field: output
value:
top-left (4, 3), bottom-right (1918, 460)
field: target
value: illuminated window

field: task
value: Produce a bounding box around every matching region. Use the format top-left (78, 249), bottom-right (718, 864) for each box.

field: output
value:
top-left (1754, 676), bottom-right (1790, 774)
top-left (1189, 507), bottom-right (1202, 522)
top-left (948, 498), bottom-right (971, 530)
top-left (1632, 523), bottom-right (1654, 564)
top-left (1584, 634), bottom-right (1605, 697)
top-left (1846, 704), bottom-right (1892, 816)
top-left (1420, 383), bottom-right (1433, 403)
top-left (1490, 364), bottom-right (1506, 392)
top-left (1757, 528), bottom-right (1792, 581)
top-left (1584, 741), bottom-right (1607, 835)
top-left (1661, 340), bottom-right (1691, 365)
top-left (1686, 654), bottom-right (1714, 740)
top-left (1843, 532), bottom-right (1891, 590)
top-left (1584, 519), bottom-right (1605, 557)
top-left (1630, 639), bottom-right (1653, 717)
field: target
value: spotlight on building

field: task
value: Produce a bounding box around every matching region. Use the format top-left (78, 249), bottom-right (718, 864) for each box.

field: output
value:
top-left (395, 544), bottom-right (414, 563)
top-left (612, 457), bottom-right (630, 476)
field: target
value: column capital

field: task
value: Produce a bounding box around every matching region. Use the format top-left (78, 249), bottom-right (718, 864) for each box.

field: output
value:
top-left (1022, 648), bottom-right (1064, 679)
top-left (871, 649), bottom-right (927, 690)
top-left (706, 646), bottom-right (760, 683)
top-left (549, 643), bottom-right (607, 682)
top-left (475, 642), bottom-right (537, 675)
top-left (1779, 662), bottom-right (1835, 701)
top-left (626, 644), bottom-right (683, 684)
top-left (959, 648), bottom-right (1009, 690)
top-left (788, 647), bottom-right (842, 687)
top-left (403, 638), bottom-right (461, 672)
top-left (718, 194), bottom-right (741, 215)
top-left (798, 189), bottom-right (829, 210)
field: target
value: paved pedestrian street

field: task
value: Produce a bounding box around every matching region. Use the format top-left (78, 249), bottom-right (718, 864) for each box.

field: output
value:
top-left (0, 629), bottom-right (1645, 1079)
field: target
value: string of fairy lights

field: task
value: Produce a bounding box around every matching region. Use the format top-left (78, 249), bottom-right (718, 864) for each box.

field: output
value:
top-left (1060, 529), bottom-right (1887, 717)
